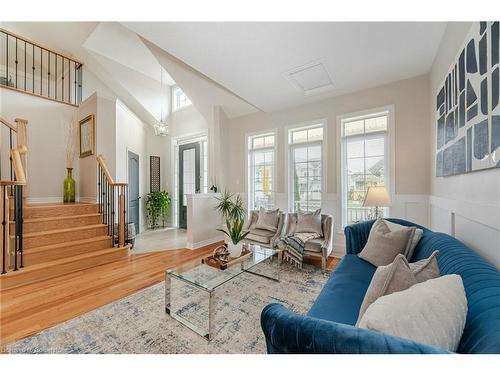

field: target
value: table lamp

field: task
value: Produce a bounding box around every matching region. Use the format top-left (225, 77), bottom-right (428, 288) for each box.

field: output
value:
top-left (363, 186), bottom-right (392, 219)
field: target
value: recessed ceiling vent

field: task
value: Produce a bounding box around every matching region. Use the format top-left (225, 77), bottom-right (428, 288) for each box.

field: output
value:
top-left (286, 61), bottom-right (334, 96)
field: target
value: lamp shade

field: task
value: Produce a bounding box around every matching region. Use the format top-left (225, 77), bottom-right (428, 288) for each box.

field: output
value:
top-left (363, 186), bottom-right (392, 207)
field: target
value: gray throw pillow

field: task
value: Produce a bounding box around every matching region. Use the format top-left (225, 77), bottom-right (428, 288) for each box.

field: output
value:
top-left (295, 209), bottom-right (322, 236)
top-left (357, 274), bottom-right (467, 352)
top-left (356, 254), bottom-right (417, 324)
top-left (378, 219), bottom-right (424, 260)
top-left (358, 219), bottom-right (416, 267)
top-left (255, 207), bottom-right (280, 232)
top-left (410, 250), bottom-right (440, 283)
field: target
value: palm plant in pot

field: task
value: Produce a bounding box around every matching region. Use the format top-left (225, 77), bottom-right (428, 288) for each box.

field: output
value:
top-left (216, 192), bottom-right (249, 258)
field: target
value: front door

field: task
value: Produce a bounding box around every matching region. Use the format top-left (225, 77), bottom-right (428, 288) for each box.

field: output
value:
top-left (128, 151), bottom-right (140, 233)
top-left (179, 142), bottom-right (200, 229)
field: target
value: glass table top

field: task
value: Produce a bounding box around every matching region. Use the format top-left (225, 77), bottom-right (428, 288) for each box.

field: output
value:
top-left (166, 244), bottom-right (277, 292)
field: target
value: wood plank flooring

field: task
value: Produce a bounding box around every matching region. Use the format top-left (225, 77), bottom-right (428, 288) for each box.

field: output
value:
top-left (0, 243), bottom-right (339, 350)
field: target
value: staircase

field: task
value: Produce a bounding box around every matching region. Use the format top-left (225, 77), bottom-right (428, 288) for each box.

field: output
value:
top-left (0, 202), bottom-right (129, 290)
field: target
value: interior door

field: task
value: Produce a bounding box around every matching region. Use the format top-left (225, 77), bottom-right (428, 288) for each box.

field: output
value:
top-left (179, 143), bottom-right (200, 229)
top-left (128, 151), bottom-right (140, 233)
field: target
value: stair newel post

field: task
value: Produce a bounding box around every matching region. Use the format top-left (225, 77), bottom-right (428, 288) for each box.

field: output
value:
top-left (118, 185), bottom-right (126, 248)
top-left (1, 186), bottom-right (7, 274)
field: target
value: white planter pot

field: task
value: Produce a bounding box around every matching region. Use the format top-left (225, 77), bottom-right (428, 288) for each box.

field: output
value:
top-left (224, 234), bottom-right (231, 245)
top-left (228, 242), bottom-right (243, 258)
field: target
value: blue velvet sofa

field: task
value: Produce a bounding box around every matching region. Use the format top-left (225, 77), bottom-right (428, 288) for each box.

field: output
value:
top-left (261, 219), bottom-right (500, 354)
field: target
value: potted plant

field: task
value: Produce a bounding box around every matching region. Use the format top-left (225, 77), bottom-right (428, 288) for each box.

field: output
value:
top-left (215, 191), bottom-right (249, 257)
top-left (145, 191), bottom-right (171, 229)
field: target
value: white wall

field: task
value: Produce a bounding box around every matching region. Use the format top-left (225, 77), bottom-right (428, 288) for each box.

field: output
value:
top-left (429, 22), bottom-right (500, 269)
top-left (225, 75), bottom-right (432, 254)
top-left (1, 88), bottom-right (78, 202)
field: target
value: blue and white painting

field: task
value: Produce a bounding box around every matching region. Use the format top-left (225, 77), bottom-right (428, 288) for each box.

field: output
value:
top-left (436, 21), bottom-right (500, 176)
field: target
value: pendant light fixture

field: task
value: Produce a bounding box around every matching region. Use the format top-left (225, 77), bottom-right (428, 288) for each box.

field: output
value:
top-left (154, 66), bottom-right (169, 136)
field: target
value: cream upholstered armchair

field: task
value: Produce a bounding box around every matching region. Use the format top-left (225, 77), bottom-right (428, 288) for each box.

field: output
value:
top-left (279, 213), bottom-right (334, 270)
top-left (244, 210), bottom-right (285, 249)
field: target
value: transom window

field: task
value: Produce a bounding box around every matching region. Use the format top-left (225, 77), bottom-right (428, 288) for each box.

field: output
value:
top-left (341, 111), bottom-right (389, 226)
top-left (288, 123), bottom-right (324, 212)
top-left (247, 132), bottom-right (275, 210)
top-left (172, 86), bottom-right (192, 111)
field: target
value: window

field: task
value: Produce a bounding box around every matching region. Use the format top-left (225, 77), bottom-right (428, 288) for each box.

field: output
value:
top-left (341, 111), bottom-right (389, 226)
top-left (247, 133), bottom-right (275, 210)
top-left (288, 124), bottom-right (324, 212)
top-left (172, 86), bottom-right (192, 111)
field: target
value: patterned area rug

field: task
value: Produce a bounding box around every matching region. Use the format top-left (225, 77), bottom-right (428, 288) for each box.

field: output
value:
top-left (7, 262), bottom-right (331, 354)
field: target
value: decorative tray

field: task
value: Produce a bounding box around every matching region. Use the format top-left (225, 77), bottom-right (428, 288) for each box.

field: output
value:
top-left (201, 245), bottom-right (252, 270)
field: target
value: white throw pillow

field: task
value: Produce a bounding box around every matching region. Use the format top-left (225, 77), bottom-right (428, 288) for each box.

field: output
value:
top-left (357, 274), bottom-right (467, 352)
top-left (370, 219), bottom-right (423, 260)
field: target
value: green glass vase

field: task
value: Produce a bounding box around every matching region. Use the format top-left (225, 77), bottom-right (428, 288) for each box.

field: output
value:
top-left (63, 168), bottom-right (76, 203)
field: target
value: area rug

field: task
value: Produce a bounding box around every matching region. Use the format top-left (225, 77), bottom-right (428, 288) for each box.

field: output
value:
top-left (7, 261), bottom-right (331, 354)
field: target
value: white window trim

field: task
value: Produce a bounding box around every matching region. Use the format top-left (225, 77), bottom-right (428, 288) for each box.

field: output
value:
top-left (336, 105), bottom-right (395, 229)
top-left (245, 129), bottom-right (277, 212)
top-left (171, 85), bottom-right (192, 113)
top-left (285, 119), bottom-right (327, 213)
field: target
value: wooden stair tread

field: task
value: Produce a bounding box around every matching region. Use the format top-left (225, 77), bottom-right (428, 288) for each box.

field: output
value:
top-left (12, 224), bottom-right (106, 239)
top-left (23, 236), bottom-right (112, 254)
top-left (11, 213), bottom-right (101, 224)
top-left (0, 246), bottom-right (128, 277)
top-left (24, 202), bottom-right (96, 208)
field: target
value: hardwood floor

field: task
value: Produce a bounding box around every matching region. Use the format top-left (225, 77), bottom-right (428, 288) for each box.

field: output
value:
top-left (0, 243), bottom-right (339, 349)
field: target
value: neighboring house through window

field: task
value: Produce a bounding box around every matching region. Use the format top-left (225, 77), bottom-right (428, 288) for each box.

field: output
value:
top-left (340, 109), bottom-right (391, 226)
top-left (287, 122), bottom-right (324, 212)
top-left (247, 132), bottom-right (276, 211)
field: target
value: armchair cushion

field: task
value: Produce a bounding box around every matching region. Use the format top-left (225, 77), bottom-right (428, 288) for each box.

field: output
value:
top-left (255, 207), bottom-right (280, 232)
top-left (247, 228), bottom-right (275, 244)
top-left (304, 238), bottom-right (324, 253)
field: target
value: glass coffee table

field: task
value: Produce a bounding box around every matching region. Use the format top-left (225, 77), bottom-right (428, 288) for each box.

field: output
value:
top-left (165, 244), bottom-right (281, 340)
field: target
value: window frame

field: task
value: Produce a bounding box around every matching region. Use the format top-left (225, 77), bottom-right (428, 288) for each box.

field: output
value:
top-left (171, 85), bottom-right (192, 112)
top-left (285, 120), bottom-right (327, 213)
top-left (337, 105), bottom-right (395, 229)
top-left (246, 130), bottom-right (277, 212)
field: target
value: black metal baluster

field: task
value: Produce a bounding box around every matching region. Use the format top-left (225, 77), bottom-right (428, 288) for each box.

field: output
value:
top-left (74, 63), bottom-right (77, 105)
top-left (32, 44), bottom-right (34, 93)
top-left (2, 186), bottom-right (6, 274)
top-left (125, 185), bottom-right (128, 245)
top-left (16, 185), bottom-right (23, 268)
top-left (111, 185), bottom-right (115, 246)
top-left (13, 186), bottom-right (18, 272)
top-left (24, 41), bottom-right (26, 91)
top-left (6, 35), bottom-right (8, 85)
top-left (68, 59), bottom-right (71, 104)
top-left (107, 182), bottom-right (111, 236)
top-left (98, 167), bottom-right (101, 214)
top-left (15, 37), bottom-right (18, 88)
top-left (48, 51), bottom-right (50, 98)
top-left (62, 58), bottom-right (65, 102)
top-left (55, 54), bottom-right (57, 100)
top-left (9, 129), bottom-right (13, 182)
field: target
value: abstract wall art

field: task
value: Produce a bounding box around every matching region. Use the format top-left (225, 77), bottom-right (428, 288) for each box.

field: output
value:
top-left (436, 21), bottom-right (500, 176)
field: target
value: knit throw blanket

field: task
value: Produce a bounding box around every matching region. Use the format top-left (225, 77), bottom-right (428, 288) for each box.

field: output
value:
top-left (283, 232), bottom-right (321, 269)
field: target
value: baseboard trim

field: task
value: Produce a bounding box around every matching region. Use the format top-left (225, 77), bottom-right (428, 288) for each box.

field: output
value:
top-left (186, 236), bottom-right (224, 250)
top-left (79, 196), bottom-right (97, 203)
top-left (27, 197), bottom-right (63, 204)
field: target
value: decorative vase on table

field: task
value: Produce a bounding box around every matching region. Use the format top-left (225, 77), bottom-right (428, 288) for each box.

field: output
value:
top-left (63, 168), bottom-right (76, 203)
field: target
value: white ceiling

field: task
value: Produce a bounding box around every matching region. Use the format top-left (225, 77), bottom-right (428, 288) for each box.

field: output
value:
top-left (124, 22), bottom-right (447, 112)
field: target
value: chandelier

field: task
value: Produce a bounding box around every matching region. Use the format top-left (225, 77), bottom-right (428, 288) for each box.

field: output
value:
top-left (154, 66), bottom-right (169, 136)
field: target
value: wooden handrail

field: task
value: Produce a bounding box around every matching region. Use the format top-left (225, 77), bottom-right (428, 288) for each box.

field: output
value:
top-left (0, 117), bottom-right (17, 132)
top-left (96, 155), bottom-right (128, 186)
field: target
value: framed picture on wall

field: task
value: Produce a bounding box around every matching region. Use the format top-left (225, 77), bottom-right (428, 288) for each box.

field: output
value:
top-left (79, 114), bottom-right (95, 158)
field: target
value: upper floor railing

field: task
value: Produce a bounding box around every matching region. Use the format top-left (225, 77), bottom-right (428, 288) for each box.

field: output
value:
top-left (0, 28), bottom-right (83, 106)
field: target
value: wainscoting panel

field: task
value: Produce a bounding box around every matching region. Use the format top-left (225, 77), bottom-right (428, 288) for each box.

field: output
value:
top-left (429, 195), bottom-right (500, 270)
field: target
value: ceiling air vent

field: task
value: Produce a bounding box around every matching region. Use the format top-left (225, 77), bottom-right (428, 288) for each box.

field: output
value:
top-left (286, 61), bottom-right (334, 96)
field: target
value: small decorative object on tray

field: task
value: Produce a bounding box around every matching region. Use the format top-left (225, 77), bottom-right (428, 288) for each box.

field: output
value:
top-left (202, 244), bottom-right (252, 270)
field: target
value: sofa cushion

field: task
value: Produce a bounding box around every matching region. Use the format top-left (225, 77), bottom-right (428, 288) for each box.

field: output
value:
top-left (371, 219), bottom-right (423, 260)
top-left (307, 254), bottom-right (376, 325)
top-left (357, 254), bottom-right (417, 324)
top-left (357, 274), bottom-right (467, 352)
top-left (359, 219), bottom-right (416, 266)
top-left (246, 228), bottom-right (274, 244)
top-left (410, 250), bottom-right (440, 282)
top-left (304, 238), bottom-right (324, 253)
